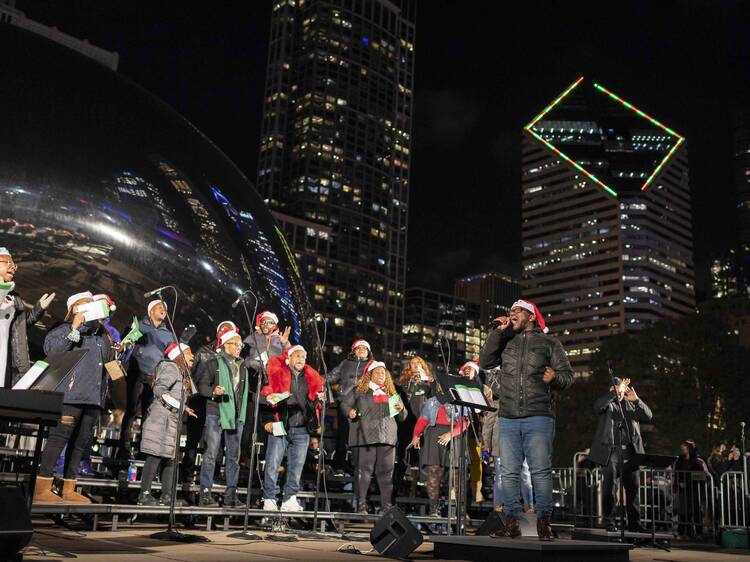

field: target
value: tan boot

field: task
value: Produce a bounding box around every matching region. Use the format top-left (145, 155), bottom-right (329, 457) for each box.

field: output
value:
top-left (471, 482), bottom-right (484, 503)
top-left (61, 479), bottom-right (91, 504)
top-left (33, 476), bottom-right (65, 504)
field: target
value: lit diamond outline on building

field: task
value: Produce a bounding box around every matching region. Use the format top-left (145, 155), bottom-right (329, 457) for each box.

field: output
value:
top-left (524, 76), bottom-right (685, 198)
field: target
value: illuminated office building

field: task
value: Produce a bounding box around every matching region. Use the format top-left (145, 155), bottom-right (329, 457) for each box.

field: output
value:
top-left (256, 0), bottom-right (416, 365)
top-left (455, 272), bottom-right (521, 326)
top-left (521, 77), bottom-right (695, 376)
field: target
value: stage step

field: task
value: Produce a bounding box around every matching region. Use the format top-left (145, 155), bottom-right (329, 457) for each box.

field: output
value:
top-left (430, 535), bottom-right (632, 562)
top-left (573, 526), bottom-right (671, 544)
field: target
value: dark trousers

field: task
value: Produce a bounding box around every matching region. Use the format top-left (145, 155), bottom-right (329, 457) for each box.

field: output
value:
top-left (355, 445), bottom-right (395, 507)
top-left (141, 454), bottom-right (175, 496)
top-left (180, 396), bottom-right (205, 483)
top-left (333, 407), bottom-right (350, 470)
top-left (118, 373), bottom-right (154, 453)
top-left (40, 404), bottom-right (99, 479)
top-left (602, 446), bottom-right (640, 526)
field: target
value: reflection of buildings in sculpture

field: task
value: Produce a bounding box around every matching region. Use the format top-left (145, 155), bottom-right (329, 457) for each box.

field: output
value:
top-left (522, 77), bottom-right (695, 377)
top-left (402, 287), bottom-right (483, 375)
top-left (112, 170), bottom-right (183, 235)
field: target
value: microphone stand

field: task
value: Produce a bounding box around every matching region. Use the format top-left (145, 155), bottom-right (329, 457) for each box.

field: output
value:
top-left (228, 291), bottom-right (266, 541)
top-left (607, 362), bottom-right (627, 544)
top-left (150, 286), bottom-right (208, 543)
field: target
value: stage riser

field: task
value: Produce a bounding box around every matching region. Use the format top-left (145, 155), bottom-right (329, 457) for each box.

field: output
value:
top-left (434, 542), bottom-right (629, 562)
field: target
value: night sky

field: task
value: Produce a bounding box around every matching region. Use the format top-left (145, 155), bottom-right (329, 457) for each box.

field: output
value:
top-left (18, 0), bottom-right (750, 301)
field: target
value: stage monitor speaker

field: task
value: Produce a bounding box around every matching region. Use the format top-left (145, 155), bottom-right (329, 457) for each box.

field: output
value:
top-left (476, 510), bottom-right (505, 535)
top-left (370, 506), bottom-right (423, 558)
top-left (0, 486), bottom-right (33, 558)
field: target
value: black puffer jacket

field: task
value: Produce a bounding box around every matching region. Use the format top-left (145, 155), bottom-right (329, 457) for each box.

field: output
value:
top-left (340, 388), bottom-right (406, 446)
top-left (327, 353), bottom-right (370, 399)
top-left (482, 326), bottom-right (572, 418)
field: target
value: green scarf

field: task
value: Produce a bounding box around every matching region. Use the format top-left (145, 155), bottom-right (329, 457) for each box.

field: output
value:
top-left (217, 354), bottom-right (248, 430)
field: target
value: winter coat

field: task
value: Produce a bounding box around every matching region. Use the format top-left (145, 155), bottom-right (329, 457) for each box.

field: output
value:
top-left (195, 352), bottom-right (249, 420)
top-left (140, 361), bottom-right (184, 458)
top-left (588, 392), bottom-right (653, 467)
top-left (482, 326), bottom-right (573, 418)
top-left (340, 388), bottom-right (406, 446)
top-left (132, 317), bottom-right (173, 376)
top-left (44, 322), bottom-right (114, 407)
top-left (244, 332), bottom-right (289, 373)
top-left (260, 354), bottom-right (324, 427)
top-left (481, 399), bottom-right (500, 456)
top-left (6, 291), bottom-right (45, 386)
top-left (327, 353), bottom-right (370, 399)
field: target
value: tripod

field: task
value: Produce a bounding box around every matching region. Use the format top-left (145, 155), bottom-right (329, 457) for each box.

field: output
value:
top-left (149, 286), bottom-right (207, 543)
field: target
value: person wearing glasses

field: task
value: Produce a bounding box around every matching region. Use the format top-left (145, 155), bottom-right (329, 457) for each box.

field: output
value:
top-left (0, 247), bottom-right (55, 389)
top-left (195, 328), bottom-right (250, 507)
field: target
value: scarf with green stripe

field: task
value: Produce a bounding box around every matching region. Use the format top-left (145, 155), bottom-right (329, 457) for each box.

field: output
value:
top-left (217, 354), bottom-right (248, 430)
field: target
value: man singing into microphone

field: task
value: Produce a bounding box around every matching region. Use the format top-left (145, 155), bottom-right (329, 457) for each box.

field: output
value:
top-left (481, 299), bottom-right (572, 540)
top-left (589, 377), bottom-right (652, 532)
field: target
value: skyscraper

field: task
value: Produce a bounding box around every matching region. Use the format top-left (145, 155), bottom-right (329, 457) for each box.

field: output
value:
top-left (256, 0), bottom-right (416, 365)
top-left (402, 288), bottom-right (483, 374)
top-left (455, 271), bottom-right (521, 326)
top-left (521, 77), bottom-right (695, 376)
top-left (732, 109), bottom-right (750, 296)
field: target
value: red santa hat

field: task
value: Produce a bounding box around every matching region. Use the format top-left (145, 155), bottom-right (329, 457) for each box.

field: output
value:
top-left (460, 361), bottom-right (480, 376)
top-left (216, 320), bottom-right (237, 334)
top-left (365, 360), bottom-right (386, 374)
top-left (351, 339), bottom-right (371, 352)
top-left (218, 329), bottom-right (241, 347)
top-left (255, 310), bottom-right (279, 329)
top-left (165, 342), bottom-right (190, 361)
top-left (285, 344), bottom-right (307, 364)
top-left (510, 299), bottom-right (548, 333)
top-left (92, 293), bottom-right (116, 312)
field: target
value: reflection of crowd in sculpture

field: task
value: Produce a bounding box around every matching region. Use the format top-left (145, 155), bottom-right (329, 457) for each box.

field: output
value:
top-left (2, 246), bottom-right (585, 541)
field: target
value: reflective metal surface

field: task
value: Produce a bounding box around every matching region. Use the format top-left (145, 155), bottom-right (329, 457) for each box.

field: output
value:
top-left (0, 26), bottom-right (318, 358)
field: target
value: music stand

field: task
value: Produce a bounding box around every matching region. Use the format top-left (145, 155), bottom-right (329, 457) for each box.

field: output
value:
top-left (632, 453), bottom-right (676, 551)
top-left (28, 350), bottom-right (89, 392)
top-left (433, 372), bottom-right (495, 535)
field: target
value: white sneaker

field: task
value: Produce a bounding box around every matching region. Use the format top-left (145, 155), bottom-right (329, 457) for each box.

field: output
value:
top-left (280, 495), bottom-right (304, 512)
top-left (263, 498), bottom-right (278, 511)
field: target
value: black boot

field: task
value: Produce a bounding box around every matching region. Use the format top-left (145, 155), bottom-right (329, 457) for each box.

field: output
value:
top-left (490, 515), bottom-right (521, 539)
top-left (537, 516), bottom-right (554, 541)
top-left (198, 488), bottom-right (218, 507)
top-left (224, 487), bottom-right (238, 508)
top-left (138, 490), bottom-right (159, 506)
top-left (160, 493), bottom-right (186, 507)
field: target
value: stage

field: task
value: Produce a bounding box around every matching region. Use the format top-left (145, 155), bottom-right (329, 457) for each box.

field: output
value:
top-left (17, 522), bottom-right (750, 562)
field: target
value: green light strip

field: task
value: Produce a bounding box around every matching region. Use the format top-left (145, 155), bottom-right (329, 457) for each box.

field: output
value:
top-left (641, 137), bottom-right (684, 191)
top-left (525, 76), bottom-right (584, 131)
top-left (592, 83), bottom-right (684, 140)
top-left (526, 129), bottom-right (619, 198)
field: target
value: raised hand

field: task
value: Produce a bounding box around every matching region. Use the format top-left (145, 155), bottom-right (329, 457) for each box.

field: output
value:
top-left (494, 316), bottom-right (510, 331)
top-left (279, 326), bottom-right (291, 345)
top-left (39, 292), bottom-right (56, 310)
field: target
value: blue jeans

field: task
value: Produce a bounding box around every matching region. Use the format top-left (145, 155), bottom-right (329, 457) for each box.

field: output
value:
top-left (263, 425), bottom-right (309, 500)
top-left (498, 416), bottom-right (554, 517)
top-left (200, 414), bottom-right (244, 490)
top-left (494, 456), bottom-right (534, 509)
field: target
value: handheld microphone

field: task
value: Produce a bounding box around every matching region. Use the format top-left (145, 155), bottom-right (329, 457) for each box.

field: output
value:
top-left (231, 291), bottom-right (249, 309)
top-left (143, 285), bottom-right (171, 298)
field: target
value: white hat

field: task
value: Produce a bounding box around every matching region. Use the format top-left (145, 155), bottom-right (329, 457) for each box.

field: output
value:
top-left (285, 344), bottom-right (307, 364)
top-left (147, 299), bottom-right (167, 315)
top-left (366, 360), bottom-right (386, 374)
top-left (165, 342), bottom-right (190, 361)
top-left (66, 291), bottom-right (93, 311)
top-left (0, 247), bottom-right (10, 257)
top-left (219, 329), bottom-right (241, 347)
top-left (351, 339), bottom-right (371, 352)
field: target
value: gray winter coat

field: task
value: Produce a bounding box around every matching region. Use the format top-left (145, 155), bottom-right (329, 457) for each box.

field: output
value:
top-left (340, 389), bottom-right (407, 447)
top-left (481, 399), bottom-right (500, 456)
top-left (6, 292), bottom-right (45, 386)
top-left (244, 332), bottom-right (289, 373)
top-left (140, 361), bottom-right (185, 458)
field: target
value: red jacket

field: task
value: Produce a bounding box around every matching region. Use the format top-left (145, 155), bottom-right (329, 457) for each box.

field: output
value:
top-left (261, 354), bottom-right (325, 421)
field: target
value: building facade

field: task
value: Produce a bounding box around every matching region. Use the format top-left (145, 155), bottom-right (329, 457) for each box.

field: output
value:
top-left (256, 0), bottom-right (416, 366)
top-left (402, 288), bottom-right (483, 375)
top-left (732, 110), bottom-right (750, 297)
top-left (455, 271), bottom-right (521, 326)
top-left (521, 77), bottom-right (695, 376)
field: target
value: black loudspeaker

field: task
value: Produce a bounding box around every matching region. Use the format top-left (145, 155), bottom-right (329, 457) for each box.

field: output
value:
top-left (0, 487), bottom-right (33, 558)
top-left (476, 510), bottom-right (505, 536)
top-left (370, 506), bottom-right (423, 558)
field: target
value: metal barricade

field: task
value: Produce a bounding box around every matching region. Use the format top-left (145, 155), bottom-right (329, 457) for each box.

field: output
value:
top-left (667, 470), bottom-right (716, 537)
top-left (638, 468), bottom-right (673, 532)
top-left (720, 471), bottom-right (746, 529)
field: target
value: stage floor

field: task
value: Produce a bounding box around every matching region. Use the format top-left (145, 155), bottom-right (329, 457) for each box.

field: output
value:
top-left (18, 522), bottom-right (750, 562)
